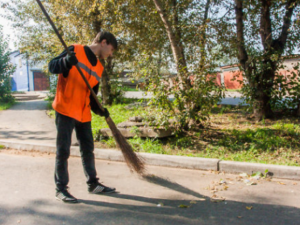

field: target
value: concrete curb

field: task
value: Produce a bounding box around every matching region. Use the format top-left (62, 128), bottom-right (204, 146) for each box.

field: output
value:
top-left (219, 161), bottom-right (300, 180)
top-left (0, 140), bottom-right (299, 180)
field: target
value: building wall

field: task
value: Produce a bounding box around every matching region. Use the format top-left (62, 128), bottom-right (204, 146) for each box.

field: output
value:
top-left (9, 51), bottom-right (29, 91)
top-left (9, 51), bottom-right (49, 91)
top-left (219, 57), bottom-right (300, 90)
top-left (220, 66), bottom-right (243, 89)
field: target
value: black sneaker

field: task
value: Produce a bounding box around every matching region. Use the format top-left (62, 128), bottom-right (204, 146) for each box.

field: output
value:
top-left (56, 189), bottom-right (78, 203)
top-left (88, 183), bottom-right (116, 194)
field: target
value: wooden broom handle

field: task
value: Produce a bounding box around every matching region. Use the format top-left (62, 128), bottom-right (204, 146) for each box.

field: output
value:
top-left (36, 0), bottom-right (105, 113)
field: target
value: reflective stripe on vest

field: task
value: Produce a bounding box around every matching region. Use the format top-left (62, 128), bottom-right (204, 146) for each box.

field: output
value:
top-left (77, 62), bottom-right (101, 82)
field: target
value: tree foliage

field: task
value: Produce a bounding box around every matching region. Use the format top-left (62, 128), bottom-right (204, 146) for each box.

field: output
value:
top-left (0, 26), bottom-right (15, 103)
top-left (214, 0), bottom-right (300, 120)
top-left (2, 0), bottom-right (123, 105)
top-left (106, 0), bottom-right (225, 130)
top-left (2, 0), bottom-right (225, 130)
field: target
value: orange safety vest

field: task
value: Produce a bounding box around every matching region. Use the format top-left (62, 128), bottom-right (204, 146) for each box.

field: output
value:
top-left (52, 44), bottom-right (104, 122)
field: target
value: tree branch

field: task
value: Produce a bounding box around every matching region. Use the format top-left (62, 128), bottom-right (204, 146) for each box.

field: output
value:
top-left (273, 0), bottom-right (298, 53)
top-left (199, 0), bottom-right (211, 69)
top-left (234, 0), bottom-right (248, 69)
top-left (152, 0), bottom-right (190, 88)
top-left (260, 0), bottom-right (273, 50)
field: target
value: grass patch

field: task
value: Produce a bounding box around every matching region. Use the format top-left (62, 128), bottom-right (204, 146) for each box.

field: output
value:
top-left (226, 89), bottom-right (241, 92)
top-left (47, 98), bottom-right (300, 166)
top-left (93, 103), bottom-right (300, 167)
top-left (91, 98), bottom-right (147, 136)
top-left (122, 86), bottom-right (139, 92)
top-left (0, 101), bottom-right (15, 110)
top-left (0, 145), bottom-right (5, 149)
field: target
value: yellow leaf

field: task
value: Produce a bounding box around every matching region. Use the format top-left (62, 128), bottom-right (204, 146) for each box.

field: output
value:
top-left (178, 204), bottom-right (190, 208)
top-left (246, 206), bottom-right (253, 210)
top-left (210, 197), bottom-right (225, 203)
top-left (277, 182), bottom-right (286, 185)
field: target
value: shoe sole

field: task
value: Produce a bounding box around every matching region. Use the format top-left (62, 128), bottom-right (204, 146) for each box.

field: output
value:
top-left (89, 190), bottom-right (117, 194)
top-left (56, 197), bottom-right (78, 203)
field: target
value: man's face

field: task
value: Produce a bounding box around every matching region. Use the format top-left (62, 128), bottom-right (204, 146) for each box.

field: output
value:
top-left (99, 40), bottom-right (114, 59)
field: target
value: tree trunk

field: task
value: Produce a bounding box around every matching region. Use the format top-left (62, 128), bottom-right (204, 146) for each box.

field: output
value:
top-left (252, 90), bottom-right (273, 121)
top-left (234, 0), bottom-right (297, 121)
top-left (296, 101), bottom-right (300, 116)
top-left (152, 0), bottom-right (191, 89)
top-left (199, 0), bottom-right (211, 70)
top-left (247, 64), bottom-right (275, 120)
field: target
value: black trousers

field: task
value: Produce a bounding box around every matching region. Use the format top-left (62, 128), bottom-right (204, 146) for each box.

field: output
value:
top-left (55, 111), bottom-right (98, 191)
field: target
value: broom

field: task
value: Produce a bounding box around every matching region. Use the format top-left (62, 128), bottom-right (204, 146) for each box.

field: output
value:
top-left (35, 0), bottom-right (145, 174)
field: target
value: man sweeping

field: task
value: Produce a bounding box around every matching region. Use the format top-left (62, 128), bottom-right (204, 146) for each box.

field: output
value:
top-left (49, 31), bottom-right (118, 203)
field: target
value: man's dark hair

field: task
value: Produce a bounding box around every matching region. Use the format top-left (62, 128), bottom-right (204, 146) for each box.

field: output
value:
top-left (93, 31), bottom-right (118, 50)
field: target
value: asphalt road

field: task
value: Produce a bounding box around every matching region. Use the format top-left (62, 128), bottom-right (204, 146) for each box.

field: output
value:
top-left (0, 150), bottom-right (299, 225)
top-left (0, 94), bottom-right (299, 224)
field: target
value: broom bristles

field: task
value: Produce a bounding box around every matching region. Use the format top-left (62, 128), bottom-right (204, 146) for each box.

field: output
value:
top-left (106, 117), bottom-right (145, 174)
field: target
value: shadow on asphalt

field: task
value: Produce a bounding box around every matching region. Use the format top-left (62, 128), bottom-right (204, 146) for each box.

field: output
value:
top-left (0, 129), bottom-right (55, 141)
top-left (0, 174), bottom-right (299, 224)
top-left (142, 174), bottom-right (204, 199)
top-left (8, 101), bottom-right (48, 111)
top-left (1, 198), bottom-right (298, 225)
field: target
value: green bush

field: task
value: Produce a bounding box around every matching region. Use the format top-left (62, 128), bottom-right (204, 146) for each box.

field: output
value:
top-left (0, 26), bottom-right (15, 103)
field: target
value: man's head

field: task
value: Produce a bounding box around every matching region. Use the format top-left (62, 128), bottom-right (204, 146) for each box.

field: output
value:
top-left (92, 31), bottom-right (118, 59)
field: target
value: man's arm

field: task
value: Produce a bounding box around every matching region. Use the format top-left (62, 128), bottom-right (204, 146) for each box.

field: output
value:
top-left (90, 83), bottom-right (110, 118)
top-left (90, 83), bottom-right (101, 114)
top-left (48, 46), bottom-right (75, 77)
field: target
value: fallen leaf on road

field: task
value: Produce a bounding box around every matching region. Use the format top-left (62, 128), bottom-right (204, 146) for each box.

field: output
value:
top-left (190, 200), bottom-right (197, 204)
top-left (219, 179), bottom-right (227, 184)
top-left (246, 206), bottom-right (253, 210)
top-left (277, 182), bottom-right (286, 185)
top-left (210, 196), bottom-right (225, 203)
top-left (252, 175), bottom-right (261, 180)
top-left (237, 216), bottom-right (243, 219)
top-left (223, 185), bottom-right (229, 190)
top-left (157, 202), bottom-right (164, 207)
top-left (178, 204), bottom-right (190, 208)
top-left (251, 172), bottom-right (262, 177)
top-left (244, 179), bottom-right (257, 185)
top-left (239, 173), bottom-right (248, 177)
